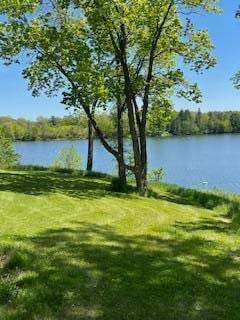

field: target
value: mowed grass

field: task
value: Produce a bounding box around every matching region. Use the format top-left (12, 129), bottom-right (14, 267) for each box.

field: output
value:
top-left (0, 170), bottom-right (240, 320)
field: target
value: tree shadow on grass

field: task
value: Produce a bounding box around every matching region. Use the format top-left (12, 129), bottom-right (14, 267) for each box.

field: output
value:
top-left (174, 216), bottom-right (232, 234)
top-left (1, 171), bottom-right (235, 213)
top-left (0, 171), bottom-right (133, 200)
top-left (1, 221), bottom-right (240, 319)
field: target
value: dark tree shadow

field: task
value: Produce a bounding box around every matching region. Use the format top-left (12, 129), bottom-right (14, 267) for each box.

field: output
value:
top-left (1, 221), bottom-right (240, 319)
top-left (0, 172), bottom-right (133, 200)
top-left (1, 171), bottom-right (236, 213)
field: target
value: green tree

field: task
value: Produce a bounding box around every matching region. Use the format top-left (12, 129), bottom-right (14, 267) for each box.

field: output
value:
top-left (230, 112), bottom-right (240, 133)
top-left (0, 0), bottom-right (220, 194)
top-left (0, 134), bottom-right (19, 169)
top-left (168, 112), bottom-right (181, 135)
top-left (147, 99), bottom-right (173, 136)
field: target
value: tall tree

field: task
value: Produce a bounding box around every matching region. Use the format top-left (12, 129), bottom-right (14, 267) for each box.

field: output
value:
top-left (77, 0), bottom-right (219, 193)
top-left (0, 0), bottom-right (219, 193)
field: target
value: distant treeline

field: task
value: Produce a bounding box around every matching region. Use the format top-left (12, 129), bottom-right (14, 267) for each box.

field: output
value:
top-left (167, 109), bottom-right (240, 136)
top-left (0, 114), bottom-right (115, 141)
top-left (1, 109), bottom-right (240, 141)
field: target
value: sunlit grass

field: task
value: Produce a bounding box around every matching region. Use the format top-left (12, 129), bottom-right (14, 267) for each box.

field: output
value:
top-left (0, 170), bottom-right (240, 319)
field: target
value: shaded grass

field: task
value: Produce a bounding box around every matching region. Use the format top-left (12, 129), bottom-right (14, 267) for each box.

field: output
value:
top-left (0, 169), bottom-right (240, 319)
top-left (0, 170), bottom-right (133, 201)
top-left (10, 164), bottom-right (112, 179)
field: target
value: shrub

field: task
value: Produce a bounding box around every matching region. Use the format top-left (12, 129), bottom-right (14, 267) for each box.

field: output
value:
top-left (51, 145), bottom-right (82, 171)
top-left (0, 135), bottom-right (20, 169)
top-left (148, 168), bottom-right (165, 182)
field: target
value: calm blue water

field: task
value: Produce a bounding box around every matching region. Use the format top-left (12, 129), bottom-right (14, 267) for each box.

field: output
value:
top-left (14, 134), bottom-right (240, 193)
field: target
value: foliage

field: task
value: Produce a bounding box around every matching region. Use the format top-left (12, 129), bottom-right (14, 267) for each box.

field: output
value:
top-left (0, 0), bottom-right (220, 193)
top-left (147, 99), bottom-right (174, 136)
top-left (148, 168), bottom-right (165, 182)
top-left (51, 145), bottom-right (82, 171)
top-left (2, 108), bottom-right (240, 142)
top-left (0, 113), bottom-right (117, 141)
top-left (168, 109), bottom-right (235, 135)
top-left (0, 134), bottom-right (19, 169)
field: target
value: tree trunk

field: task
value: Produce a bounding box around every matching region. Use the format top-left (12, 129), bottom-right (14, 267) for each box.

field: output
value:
top-left (135, 166), bottom-right (147, 195)
top-left (117, 104), bottom-right (126, 189)
top-left (118, 159), bottom-right (127, 188)
top-left (139, 124), bottom-right (148, 195)
top-left (86, 119), bottom-right (94, 171)
top-left (117, 45), bottom-right (145, 194)
top-left (131, 120), bottom-right (148, 195)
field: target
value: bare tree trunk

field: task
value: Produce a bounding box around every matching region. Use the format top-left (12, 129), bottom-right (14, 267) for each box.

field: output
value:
top-left (117, 104), bottom-right (126, 189)
top-left (137, 133), bottom-right (148, 195)
top-left (86, 119), bottom-right (94, 171)
top-left (115, 30), bottom-right (147, 194)
top-left (135, 169), bottom-right (147, 195)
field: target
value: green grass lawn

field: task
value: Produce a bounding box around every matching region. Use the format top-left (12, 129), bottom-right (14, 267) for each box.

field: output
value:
top-left (0, 170), bottom-right (240, 320)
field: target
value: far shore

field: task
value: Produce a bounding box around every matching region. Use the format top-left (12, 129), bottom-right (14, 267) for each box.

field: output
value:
top-left (13, 131), bottom-right (240, 143)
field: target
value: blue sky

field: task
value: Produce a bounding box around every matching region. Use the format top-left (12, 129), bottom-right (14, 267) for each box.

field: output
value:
top-left (0, 0), bottom-right (240, 120)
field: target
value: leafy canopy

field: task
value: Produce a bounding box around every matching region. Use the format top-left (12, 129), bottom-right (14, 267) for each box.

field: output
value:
top-left (0, 0), bottom-right (219, 106)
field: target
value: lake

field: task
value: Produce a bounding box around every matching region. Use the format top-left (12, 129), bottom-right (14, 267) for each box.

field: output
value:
top-left (14, 134), bottom-right (240, 193)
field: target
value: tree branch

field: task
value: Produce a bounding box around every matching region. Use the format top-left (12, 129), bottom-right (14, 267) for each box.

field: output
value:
top-left (55, 62), bottom-right (121, 161)
top-left (142, 0), bottom-right (174, 124)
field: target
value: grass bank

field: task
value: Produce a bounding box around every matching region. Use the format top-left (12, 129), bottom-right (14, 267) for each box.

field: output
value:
top-left (0, 168), bottom-right (240, 319)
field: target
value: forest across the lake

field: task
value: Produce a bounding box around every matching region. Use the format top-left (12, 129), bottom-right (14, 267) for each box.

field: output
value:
top-left (1, 109), bottom-right (240, 141)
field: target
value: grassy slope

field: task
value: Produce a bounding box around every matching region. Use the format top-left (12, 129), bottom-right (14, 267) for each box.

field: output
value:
top-left (0, 170), bottom-right (240, 320)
